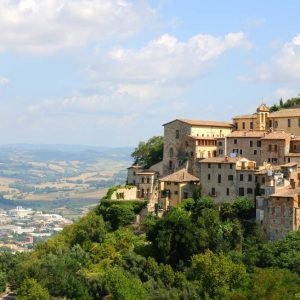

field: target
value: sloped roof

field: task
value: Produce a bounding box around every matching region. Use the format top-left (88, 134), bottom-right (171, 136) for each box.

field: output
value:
top-left (162, 119), bottom-right (232, 128)
top-left (269, 108), bottom-right (300, 118)
top-left (199, 157), bottom-right (240, 164)
top-left (261, 131), bottom-right (291, 140)
top-left (227, 131), bottom-right (266, 138)
top-left (257, 104), bottom-right (269, 112)
top-left (270, 186), bottom-right (300, 198)
top-left (160, 169), bottom-right (200, 183)
top-left (233, 114), bottom-right (256, 120)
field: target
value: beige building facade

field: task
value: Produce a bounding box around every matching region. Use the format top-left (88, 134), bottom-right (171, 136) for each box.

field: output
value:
top-left (199, 157), bottom-right (257, 203)
top-left (159, 169), bottom-right (200, 210)
top-left (260, 132), bottom-right (291, 165)
top-left (162, 119), bottom-right (232, 175)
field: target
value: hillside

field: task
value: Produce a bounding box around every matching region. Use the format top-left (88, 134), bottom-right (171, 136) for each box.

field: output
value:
top-left (1, 196), bottom-right (299, 299)
top-left (0, 145), bottom-right (132, 207)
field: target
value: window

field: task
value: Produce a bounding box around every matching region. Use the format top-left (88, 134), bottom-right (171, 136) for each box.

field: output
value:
top-left (239, 187), bottom-right (245, 196)
top-left (141, 177), bottom-right (145, 183)
top-left (254, 149), bottom-right (257, 155)
top-left (218, 141), bottom-right (223, 146)
top-left (239, 149), bottom-right (243, 155)
top-left (272, 158), bottom-right (278, 163)
top-left (176, 129), bottom-right (180, 139)
top-left (269, 120), bottom-right (272, 128)
top-left (247, 188), bottom-right (253, 194)
top-left (274, 145), bottom-right (278, 152)
top-left (230, 164), bottom-right (233, 169)
top-left (169, 160), bottom-right (173, 169)
top-left (218, 163), bottom-right (221, 169)
top-left (262, 177), bottom-right (265, 184)
top-left (250, 122), bottom-right (253, 129)
top-left (218, 174), bottom-right (221, 183)
top-left (242, 122), bottom-right (245, 129)
top-left (190, 152), bottom-right (194, 157)
top-left (147, 178), bottom-right (150, 183)
top-left (257, 140), bottom-right (261, 147)
top-left (208, 163), bottom-right (211, 168)
top-left (298, 118), bottom-right (300, 127)
top-left (288, 119), bottom-right (291, 127)
top-left (288, 157), bottom-right (291, 163)
top-left (250, 140), bottom-right (253, 147)
top-left (184, 192), bottom-right (188, 199)
top-left (240, 174), bottom-right (244, 181)
top-left (174, 191), bottom-right (178, 195)
top-left (235, 123), bottom-right (238, 130)
top-left (208, 174), bottom-right (211, 180)
top-left (226, 188), bottom-right (230, 196)
top-left (234, 139), bottom-right (238, 144)
top-left (211, 188), bottom-right (216, 196)
top-left (228, 175), bottom-right (234, 181)
top-left (274, 121), bottom-right (278, 128)
top-left (218, 149), bottom-right (223, 155)
top-left (268, 144), bottom-right (272, 152)
top-left (169, 148), bottom-right (174, 158)
top-left (248, 174), bottom-right (252, 181)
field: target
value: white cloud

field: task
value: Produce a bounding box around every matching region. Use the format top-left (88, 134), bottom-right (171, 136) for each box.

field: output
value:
top-left (0, 0), bottom-right (154, 54)
top-left (90, 32), bottom-right (249, 84)
top-left (0, 77), bottom-right (9, 86)
top-left (258, 34), bottom-right (300, 81)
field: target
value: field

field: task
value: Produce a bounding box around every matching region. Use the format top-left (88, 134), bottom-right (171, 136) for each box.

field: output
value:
top-left (0, 145), bottom-right (132, 210)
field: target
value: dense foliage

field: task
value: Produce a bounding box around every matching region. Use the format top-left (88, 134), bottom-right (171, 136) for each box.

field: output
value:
top-left (270, 96), bottom-right (300, 112)
top-left (1, 196), bottom-right (300, 299)
top-left (131, 136), bottom-right (164, 168)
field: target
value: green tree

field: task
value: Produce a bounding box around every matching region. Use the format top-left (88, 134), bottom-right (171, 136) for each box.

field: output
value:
top-left (131, 136), bottom-right (163, 168)
top-left (147, 208), bottom-right (197, 266)
top-left (245, 268), bottom-right (300, 299)
top-left (16, 278), bottom-right (50, 300)
top-left (189, 250), bottom-right (248, 299)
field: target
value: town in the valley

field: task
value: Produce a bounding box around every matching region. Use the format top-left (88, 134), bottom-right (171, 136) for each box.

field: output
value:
top-left (0, 206), bottom-right (72, 253)
top-left (120, 104), bottom-right (300, 241)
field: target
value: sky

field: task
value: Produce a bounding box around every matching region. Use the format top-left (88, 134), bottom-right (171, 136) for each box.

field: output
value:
top-left (0, 0), bottom-right (300, 147)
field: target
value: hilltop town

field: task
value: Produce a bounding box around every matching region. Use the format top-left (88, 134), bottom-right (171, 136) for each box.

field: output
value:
top-left (119, 103), bottom-right (300, 241)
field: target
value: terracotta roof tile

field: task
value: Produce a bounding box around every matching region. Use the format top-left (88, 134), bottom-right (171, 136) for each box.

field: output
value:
top-left (269, 108), bottom-right (300, 118)
top-left (261, 131), bottom-right (291, 140)
top-left (233, 114), bottom-right (256, 119)
top-left (163, 119), bottom-right (233, 128)
top-left (199, 157), bottom-right (240, 164)
top-left (227, 131), bottom-right (266, 138)
top-left (270, 186), bottom-right (300, 198)
top-left (160, 169), bottom-right (200, 182)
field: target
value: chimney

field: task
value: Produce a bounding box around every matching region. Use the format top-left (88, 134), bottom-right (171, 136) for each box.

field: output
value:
top-left (290, 178), bottom-right (296, 189)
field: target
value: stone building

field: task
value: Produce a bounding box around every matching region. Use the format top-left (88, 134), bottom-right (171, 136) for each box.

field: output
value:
top-left (162, 119), bottom-right (232, 175)
top-left (260, 131), bottom-right (291, 165)
top-left (199, 157), bottom-right (257, 203)
top-left (233, 104), bottom-right (269, 131)
top-left (233, 105), bottom-right (300, 136)
top-left (159, 168), bottom-right (200, 210)
top-left (267, 108), bottom-right (300, 135)
top-left (127, 164), bottom-right (143, 185)
top-left (255, 163), bottom-right (300, 240)
top-left (225, 131), bottom-right (266, 165)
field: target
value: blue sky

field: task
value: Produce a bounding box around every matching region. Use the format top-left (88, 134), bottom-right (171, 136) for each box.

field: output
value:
top-left (0, 0), bottom-right (300, 147)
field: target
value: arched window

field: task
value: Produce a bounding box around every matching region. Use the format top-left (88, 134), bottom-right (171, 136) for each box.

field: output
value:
top-left (169, 147), bottom-right (174, 158)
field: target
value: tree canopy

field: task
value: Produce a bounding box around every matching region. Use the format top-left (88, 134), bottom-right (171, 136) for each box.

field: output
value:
top-left (2, 196), bottom-right (300, 299)
top-left (131, 136), bottom-right (163, 168)
top-left (269, 96), bottom-right (300, 112)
